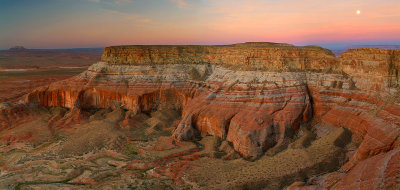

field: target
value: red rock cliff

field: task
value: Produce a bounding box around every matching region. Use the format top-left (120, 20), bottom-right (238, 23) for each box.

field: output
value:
top-left (24, 42), bottom-right (400, 189)
top-left (101, 42), bottom-right (336, 71)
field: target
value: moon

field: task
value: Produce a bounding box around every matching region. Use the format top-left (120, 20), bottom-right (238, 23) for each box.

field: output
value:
top-left (356, 10), bottom-right (361, 15)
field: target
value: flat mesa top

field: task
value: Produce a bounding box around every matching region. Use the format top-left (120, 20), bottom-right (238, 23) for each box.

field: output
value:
top-left (106, 42), bottom-right (325, 49)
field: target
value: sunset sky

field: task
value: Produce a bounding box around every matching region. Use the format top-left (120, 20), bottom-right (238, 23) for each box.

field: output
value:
top-left (1, 0), bottom-right (399, 49)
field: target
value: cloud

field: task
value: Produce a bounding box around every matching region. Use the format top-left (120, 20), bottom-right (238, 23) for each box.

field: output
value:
top-left (99, 8), bottom-right (152, 23)
top-left (170, 0), bottom-right (187, 8)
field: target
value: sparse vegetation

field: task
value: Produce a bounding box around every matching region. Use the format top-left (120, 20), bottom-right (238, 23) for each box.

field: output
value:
top-left (122, 142), bottom-right (139, 158)
top-left (186, 128), bottom-right (352, 190)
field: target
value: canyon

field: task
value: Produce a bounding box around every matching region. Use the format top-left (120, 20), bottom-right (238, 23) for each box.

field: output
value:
top-left (1, 42), bottom-right (399, 189)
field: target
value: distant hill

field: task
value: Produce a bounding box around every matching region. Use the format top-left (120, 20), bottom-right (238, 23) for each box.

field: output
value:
top-left (8, 46), bottom-right (27, 51)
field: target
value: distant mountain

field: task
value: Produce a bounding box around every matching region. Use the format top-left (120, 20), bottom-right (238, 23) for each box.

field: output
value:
top-left (8, 46), bottom-right (27, 51)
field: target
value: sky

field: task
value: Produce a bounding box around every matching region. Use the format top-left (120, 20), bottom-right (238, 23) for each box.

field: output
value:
top-left (1, 0), bottom-right (400, 49)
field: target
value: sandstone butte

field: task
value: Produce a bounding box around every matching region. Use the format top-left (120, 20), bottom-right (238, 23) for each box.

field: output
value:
top-left (2, 42), bottom-right (400, 189)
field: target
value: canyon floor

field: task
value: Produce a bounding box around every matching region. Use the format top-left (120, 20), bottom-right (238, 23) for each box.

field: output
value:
top-left (1, 43), bottom-right (399, 189)
top-left (0, 106), bottom-right (354, 190)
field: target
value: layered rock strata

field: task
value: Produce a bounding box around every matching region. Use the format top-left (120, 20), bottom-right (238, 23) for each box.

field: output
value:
top-left (101, 42), bottom-right (336, 71)
top-left (24, 42), bottom-right (400, 189)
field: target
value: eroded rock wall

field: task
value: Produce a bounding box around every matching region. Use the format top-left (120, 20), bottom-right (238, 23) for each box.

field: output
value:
top-left (23, 43), bottom-right (400, 189)
top-left (101, 42), bottom-right (336, 71)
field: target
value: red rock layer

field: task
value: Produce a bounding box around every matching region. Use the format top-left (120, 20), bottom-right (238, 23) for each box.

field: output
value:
top-left (23, 43), bottom-right (400, 189)
top-left (101, 42), bottom-right (336, 71)
top-left (334, 149), bottom-right (400, 190)
top-left (322, 107), bottom-right (399, 170)
top-left (27, 63), bottom-right (313, 159)
top-left (338, 48), bottom-right (400, 93)
top-left (174, 85), bottom-right (312, 158)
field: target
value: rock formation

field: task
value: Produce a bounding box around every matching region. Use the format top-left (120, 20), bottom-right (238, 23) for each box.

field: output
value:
top-left (3, 42), bottom-right (399, 189)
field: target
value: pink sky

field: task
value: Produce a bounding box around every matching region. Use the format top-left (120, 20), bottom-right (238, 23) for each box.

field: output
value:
top-left (1, 0), bottom-right (399, 49)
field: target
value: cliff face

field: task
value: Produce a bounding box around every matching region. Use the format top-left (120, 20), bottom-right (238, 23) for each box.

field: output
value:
top-left (101, 44), bottom-right (400, 92)
top-left (23, 43), bottom-right (400, 189)
top-left (339, 48), bottom-right (400, 92)
top-left (101, 42), bottom-right (336, 71)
